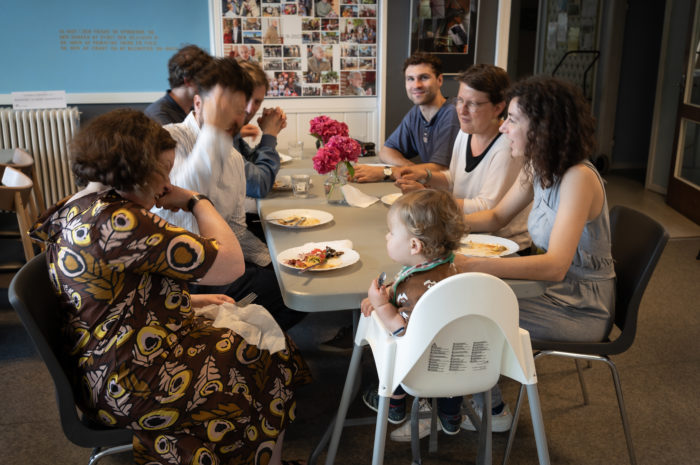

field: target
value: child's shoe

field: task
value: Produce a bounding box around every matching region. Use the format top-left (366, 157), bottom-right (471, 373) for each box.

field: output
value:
top-left (437, 411), bottom-right (462, 435)
top-left (362, 385), bottom-right (406, 425)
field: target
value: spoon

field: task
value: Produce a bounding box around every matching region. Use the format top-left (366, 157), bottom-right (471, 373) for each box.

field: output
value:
top-left (377, 271), bottom-right (386, 287)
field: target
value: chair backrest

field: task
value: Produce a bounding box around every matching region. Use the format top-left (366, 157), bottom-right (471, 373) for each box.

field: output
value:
top-left (1, 166), bottom-right (37, 261)
top-left (0, 165), bottom-right (33, 206)
top-left (0, 148), bottom-right (46, 216)
top-left (608, 205), bottom-right (669, 353)
top-left (357, 273), bottom-right (537, 399)
top-left (9, 252), bottom-right (132, 448)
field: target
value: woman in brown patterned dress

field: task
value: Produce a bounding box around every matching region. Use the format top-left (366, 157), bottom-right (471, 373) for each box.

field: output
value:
top-left (30, 109), bottom-right (311, 465)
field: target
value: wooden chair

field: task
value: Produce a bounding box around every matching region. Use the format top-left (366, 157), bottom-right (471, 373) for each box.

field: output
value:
top-left (0, 166), bottom-right (39, 263)
top-left (0, 148), bottom-right (46, 218)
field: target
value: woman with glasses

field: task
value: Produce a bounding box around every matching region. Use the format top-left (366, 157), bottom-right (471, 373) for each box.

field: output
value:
top-left (396, 64), bottom-right (531, 252)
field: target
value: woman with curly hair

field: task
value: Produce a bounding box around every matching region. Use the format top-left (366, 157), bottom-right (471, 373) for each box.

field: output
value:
top-left (456, 75), bottom-right (615, 431)
top-left (30, 109), bottom-right (311, 464)
top-left (461, 74), bottom-right (614, 340)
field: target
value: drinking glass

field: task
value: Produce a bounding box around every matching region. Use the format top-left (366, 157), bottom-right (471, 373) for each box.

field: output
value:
top-left (291, 174), bottom-right (311, 198)
top-left (288, 141), bottom-right (304, 159)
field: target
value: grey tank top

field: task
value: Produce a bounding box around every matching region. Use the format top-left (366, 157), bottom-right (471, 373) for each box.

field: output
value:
top-left (527, 161), bottom-right (615, 282)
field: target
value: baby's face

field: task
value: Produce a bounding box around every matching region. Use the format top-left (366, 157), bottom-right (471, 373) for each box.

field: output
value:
top-left (385, 210), bottom-right (417, 266)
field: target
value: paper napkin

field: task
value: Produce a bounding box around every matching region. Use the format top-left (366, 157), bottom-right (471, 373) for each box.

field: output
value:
top-left (341, 184), bottom-right (379, 208)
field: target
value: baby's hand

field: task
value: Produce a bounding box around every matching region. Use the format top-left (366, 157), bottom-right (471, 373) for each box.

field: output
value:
top-left (367, 278), bottom-right (390, 308)
top-left (360, 297), bottom-right (374, 317)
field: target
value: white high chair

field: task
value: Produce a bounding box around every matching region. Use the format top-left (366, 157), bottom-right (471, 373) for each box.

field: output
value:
top-left (323, 272), bottom-right (550, 465)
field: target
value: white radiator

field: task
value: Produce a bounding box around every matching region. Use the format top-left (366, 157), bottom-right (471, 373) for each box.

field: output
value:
top-left (0, 107), bottom-right (80, 206)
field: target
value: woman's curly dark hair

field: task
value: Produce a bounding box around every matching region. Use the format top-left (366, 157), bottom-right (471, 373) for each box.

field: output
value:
top-left (391, 189), bottom-right (467, 261)
top-left (70, 109), bottom-right (176, 190)
top-left (506, 76), bottom-right (597, 188)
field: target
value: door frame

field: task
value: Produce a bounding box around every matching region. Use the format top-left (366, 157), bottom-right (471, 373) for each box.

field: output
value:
top-left (667, 0), bottom-right (700, 224)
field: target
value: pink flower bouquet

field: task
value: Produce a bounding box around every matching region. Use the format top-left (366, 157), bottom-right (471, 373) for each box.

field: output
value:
top-left (309, 115), bottom-right (349, 144)
top-left (312, 135), bottom-right (361, 177)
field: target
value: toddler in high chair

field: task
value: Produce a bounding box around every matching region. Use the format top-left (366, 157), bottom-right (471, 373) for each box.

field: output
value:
top-left (360, 189), bottom-right (468, 437)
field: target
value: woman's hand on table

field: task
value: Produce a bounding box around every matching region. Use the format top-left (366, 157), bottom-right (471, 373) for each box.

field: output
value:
top-left (191, 293), bottom-right (235, 308)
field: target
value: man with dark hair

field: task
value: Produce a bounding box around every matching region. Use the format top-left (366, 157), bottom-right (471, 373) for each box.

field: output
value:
top-left (351, 52), bottom-right (459, 183)
top-left (152, 57), bottom-right (305, 330)
top-left (144, 45), bottom-right (213, 125)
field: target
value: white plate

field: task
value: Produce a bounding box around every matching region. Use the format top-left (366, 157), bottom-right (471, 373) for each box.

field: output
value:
top-left (265, 209), bottom-right (333, 228)
top-left (381, 192), bottom-right (402, 206)
top-left (277, 244), bottom-right (360, 271)
top-left (279, 153), bottom-right (292, 163)
top-left (457, 234), bottom-right (519, 258)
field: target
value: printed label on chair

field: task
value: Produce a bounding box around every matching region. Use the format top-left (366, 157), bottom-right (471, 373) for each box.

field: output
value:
top-left (427, 341), bottom-right (489, 372)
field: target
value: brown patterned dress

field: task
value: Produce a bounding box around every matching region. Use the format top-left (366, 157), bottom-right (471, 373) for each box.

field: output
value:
top-left (31, 190), bottom-right (312, 465)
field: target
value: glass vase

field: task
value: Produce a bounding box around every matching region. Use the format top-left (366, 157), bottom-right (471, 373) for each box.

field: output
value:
top-left (324, 169), bottom-right (346, 205)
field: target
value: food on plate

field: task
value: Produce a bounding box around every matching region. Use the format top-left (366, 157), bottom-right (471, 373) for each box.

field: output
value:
top-left (459, 240), bottom-right (508, 257)
top-left (284, 246), bottom-right (345, 269)
top-left (272, 180), bottom-right (291, 190)
top-left (276, 216), bottom-right (320, 227)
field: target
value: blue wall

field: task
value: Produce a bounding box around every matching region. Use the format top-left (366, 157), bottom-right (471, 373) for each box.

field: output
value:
top-left (0, 0), bottom-right (210, 95)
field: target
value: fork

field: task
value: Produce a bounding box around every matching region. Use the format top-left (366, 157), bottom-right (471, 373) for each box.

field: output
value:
top-left (235, 292), bottom-right (258, 307)
top-left (290, 216), bottom-right (306, 227)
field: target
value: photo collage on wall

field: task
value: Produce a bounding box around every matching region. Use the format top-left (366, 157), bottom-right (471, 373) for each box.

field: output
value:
top-left (221, 0), bottom-right (377, 97)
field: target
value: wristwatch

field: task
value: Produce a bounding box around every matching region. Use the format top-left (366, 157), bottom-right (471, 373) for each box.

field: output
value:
top-left (187, 193), bottom-right (211, 212)
top-left (383, 166), bottom-right (392, 181)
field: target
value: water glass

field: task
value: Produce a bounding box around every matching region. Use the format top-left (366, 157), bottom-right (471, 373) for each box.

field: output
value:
top-left (288, 140), bottom-right (304, 159)
top-left (291, 174), bottom-right (311, 198)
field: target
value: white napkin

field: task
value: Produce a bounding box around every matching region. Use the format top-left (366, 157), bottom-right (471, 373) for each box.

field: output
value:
top-left (341, 184), bottom-right (379, 208)
top-left (302, 239), bottom-right (353, 251)
top-left (194, 303), bottom-right (287, 354)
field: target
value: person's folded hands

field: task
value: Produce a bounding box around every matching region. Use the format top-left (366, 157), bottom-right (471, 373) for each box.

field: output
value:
top-left (394, 177), bottom-right (425, 193)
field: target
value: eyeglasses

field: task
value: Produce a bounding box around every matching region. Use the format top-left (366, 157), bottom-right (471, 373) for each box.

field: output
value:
top-left (456, 100), bottom-right (491, 112)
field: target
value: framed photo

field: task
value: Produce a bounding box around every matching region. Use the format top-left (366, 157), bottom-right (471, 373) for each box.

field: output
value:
top-left (409, 0), bottom-right (476, 74)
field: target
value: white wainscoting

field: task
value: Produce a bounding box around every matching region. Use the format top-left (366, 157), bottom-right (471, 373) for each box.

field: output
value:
top-left (258, 97), bottom-right (379, 150)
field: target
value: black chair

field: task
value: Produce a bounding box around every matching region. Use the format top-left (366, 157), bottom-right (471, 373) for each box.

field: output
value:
top-left (9, 252), bottom-right (133, 465)
top-left (503, 206), bottom-right (669, 465)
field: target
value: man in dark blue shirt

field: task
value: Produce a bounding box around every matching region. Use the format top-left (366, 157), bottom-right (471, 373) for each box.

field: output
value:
top-left (144, 45), bottom-right (212, 125)
top-left (352, 53), bottom-right (459, 183)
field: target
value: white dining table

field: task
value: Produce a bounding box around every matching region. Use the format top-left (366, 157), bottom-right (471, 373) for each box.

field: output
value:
top-left (257, 155), bottom-right (545, 312)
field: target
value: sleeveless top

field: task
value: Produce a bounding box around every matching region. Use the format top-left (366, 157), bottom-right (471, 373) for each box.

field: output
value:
top-left (525, 161), bottom-right (615, 324)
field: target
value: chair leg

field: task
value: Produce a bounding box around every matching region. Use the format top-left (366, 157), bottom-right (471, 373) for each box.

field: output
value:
top-left (502, 383), bottom-right (525, 465)
top-left (428, 397), bottom-right (438, 453)
top-left (525, 384), bottom-right (550, 465)
top-left (574, 359), bottom-right (590, 405)
top-left (600, 357), bottom-right (638, 465)
top-left (410, 397), bottom-right (422, 465)
top-left (371, 395), bottom-right (390, 465)
top-left (87, 444), bottom-right (132, 465)
top-left (476, 389), bottom-right (492, 465)
top-left (321, 343), bottom-right (365, 465)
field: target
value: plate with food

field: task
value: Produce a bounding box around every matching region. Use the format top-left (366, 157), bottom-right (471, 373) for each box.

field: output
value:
top-left (279, 153), bottom-right (292, 164)
top-left (277, 244), bottom-right (359, 271)
top-left (265, 209), bottom-right (333, 228)
top-left (381, 192), bottom-right (402, 206)
top-left (272, 175), bottom-right (293, 191)
top-left (457, 234), bottom-right (518, 258)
